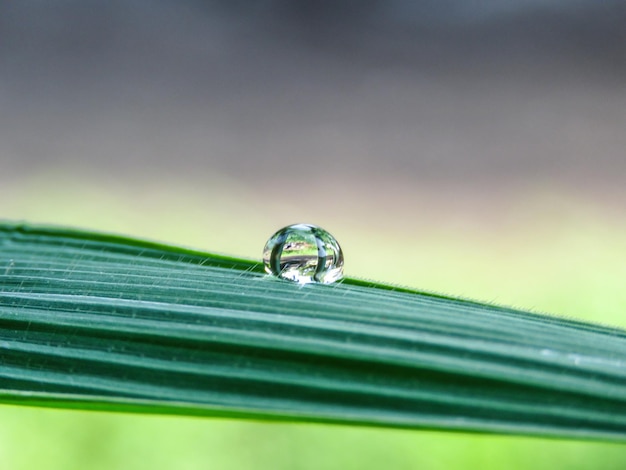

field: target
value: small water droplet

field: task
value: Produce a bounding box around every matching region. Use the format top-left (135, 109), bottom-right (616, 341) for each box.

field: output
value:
top-left (263, 224), bottom-right (344, 285)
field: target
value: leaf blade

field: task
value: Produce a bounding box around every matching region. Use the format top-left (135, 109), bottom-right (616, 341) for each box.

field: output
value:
top-left (1, 222), bottom-right (626, 440)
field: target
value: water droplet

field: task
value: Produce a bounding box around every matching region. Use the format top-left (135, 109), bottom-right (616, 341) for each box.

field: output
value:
top-left (263, 224), bottom-right (344, 285)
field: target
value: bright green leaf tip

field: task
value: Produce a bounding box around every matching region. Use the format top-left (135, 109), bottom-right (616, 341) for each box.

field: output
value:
top-left (1, 221), bottom-right (626, 441)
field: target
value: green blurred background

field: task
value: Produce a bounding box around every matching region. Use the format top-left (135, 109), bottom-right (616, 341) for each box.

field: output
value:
top-left (1, 2), bottom-right (626, 468)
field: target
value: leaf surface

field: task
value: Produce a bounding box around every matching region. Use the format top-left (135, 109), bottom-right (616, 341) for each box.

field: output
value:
top-left (1, 222), bottom-right (625, 440)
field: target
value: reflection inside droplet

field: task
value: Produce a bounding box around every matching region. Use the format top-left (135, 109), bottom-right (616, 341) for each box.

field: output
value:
top-left (263, 224), bottom-right (344, 285)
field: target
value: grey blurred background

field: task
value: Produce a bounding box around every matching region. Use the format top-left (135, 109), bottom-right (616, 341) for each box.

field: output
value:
top-left (2, 0), bottom-right (625, 186)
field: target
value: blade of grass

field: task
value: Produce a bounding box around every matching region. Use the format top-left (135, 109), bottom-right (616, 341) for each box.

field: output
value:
top-left (1, 222), bottom-right (625, 440)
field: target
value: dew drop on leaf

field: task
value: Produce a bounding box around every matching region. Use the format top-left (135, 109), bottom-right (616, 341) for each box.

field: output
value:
top-left (263, 224), bottom-right (344, 285)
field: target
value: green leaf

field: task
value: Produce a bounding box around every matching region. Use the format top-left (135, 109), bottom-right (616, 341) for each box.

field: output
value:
top-left (1, 222), bottom-right (625, 440)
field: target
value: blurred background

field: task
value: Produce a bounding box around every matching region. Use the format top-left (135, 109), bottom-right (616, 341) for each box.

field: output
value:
top-left (1, 1), bottom-right (626, 468)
